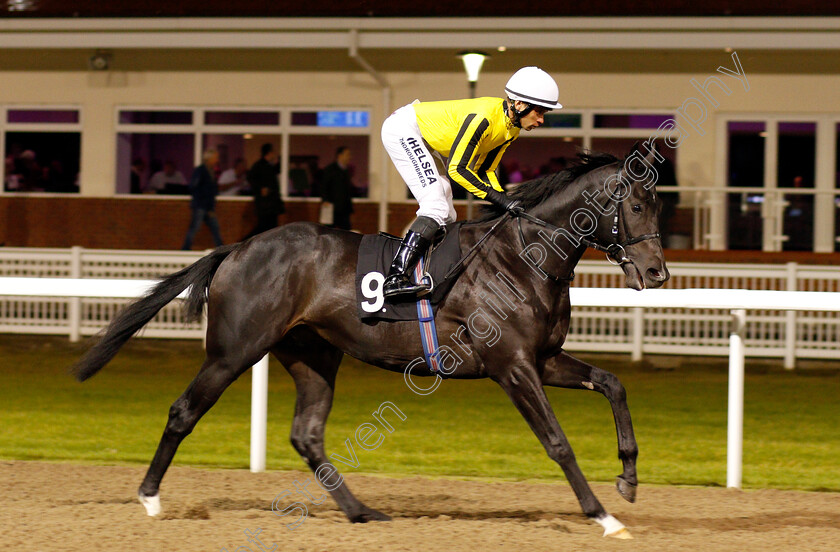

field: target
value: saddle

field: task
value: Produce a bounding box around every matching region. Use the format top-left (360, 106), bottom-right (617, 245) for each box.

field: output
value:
top-left (355, 222), bottom-right (464, 322)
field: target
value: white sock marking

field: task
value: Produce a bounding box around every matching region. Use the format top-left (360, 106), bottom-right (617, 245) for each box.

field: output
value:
top-left (139, 493), bottom-right (161, 516)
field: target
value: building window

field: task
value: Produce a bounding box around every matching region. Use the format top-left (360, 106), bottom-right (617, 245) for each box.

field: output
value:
top-left (592, 113), bottom-right (674, 129)
top-left (722, 118), bottom-right (828, 252)
top-left (726, 121), bottom-right (766, 250)
top-left (115, 107), bottom-right (371, 199)
top-left (503, 137), bottom-right (584, 189)
top-left (288, 135), bottom-right (369, 199)
top-left (117, 132), bottom-right (195, 195)
top-left (2, 107), bottom-right (82, 193)
top-left (288, 110), bottom-right (370, 198)
top-left (835, 122), bottom-right (840, 252)
top-left (777, 122), bottom-right (816, 252)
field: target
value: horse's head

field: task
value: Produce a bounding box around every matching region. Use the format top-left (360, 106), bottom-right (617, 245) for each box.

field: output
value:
top-left (486, 147), bottom-right (670, 290)
top-left (583, 145), bottom-right (670, 290)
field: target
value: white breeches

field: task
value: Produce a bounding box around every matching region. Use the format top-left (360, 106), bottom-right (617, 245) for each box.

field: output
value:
top-left (381, 103), bottom-right (457, 226)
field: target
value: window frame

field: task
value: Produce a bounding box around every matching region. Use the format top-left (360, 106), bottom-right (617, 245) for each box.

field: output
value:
top-left (114, 105), bottom-right (373, 200)
top-left (0, 104), bottom-right (83, 196)
top-left (713, 113), bottom-right (840, 252)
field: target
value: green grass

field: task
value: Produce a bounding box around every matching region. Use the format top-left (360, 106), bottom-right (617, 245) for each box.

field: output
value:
top-left (0, 335), bottom-right (838, 491)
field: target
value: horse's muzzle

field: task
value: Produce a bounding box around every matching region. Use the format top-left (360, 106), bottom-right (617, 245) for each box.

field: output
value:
top-left (645, 266), bottom-right (670, 288)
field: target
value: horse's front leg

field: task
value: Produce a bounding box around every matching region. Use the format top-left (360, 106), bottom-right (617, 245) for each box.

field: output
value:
top-left (495, 362), bottom-right (632, 539)
top-left (541, 350), bottom-right (638, 503)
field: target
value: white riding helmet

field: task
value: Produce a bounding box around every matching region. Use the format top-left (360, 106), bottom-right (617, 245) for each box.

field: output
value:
top-left (505, 67), bottom-right (563, 110)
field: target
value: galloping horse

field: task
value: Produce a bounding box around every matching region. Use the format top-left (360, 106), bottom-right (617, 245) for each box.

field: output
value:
top-left (72, 146), bottom-right (669, 539)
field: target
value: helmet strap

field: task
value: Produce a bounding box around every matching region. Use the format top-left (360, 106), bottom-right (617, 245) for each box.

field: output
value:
top-left (505, 99), bottom-right (533, 128)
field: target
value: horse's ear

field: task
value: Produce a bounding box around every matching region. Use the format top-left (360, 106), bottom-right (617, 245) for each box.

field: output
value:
top-left (644, 140), bottom-right (658, 165)
top-left (630, 140), bottom-right (642, 154)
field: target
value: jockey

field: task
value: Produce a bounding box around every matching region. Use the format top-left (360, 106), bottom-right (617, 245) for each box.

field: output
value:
top-left (380, 66), bottom-right (563, 300)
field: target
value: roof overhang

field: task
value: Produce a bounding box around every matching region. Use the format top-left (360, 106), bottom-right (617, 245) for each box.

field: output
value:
top-left (1, 17), bottom-right (840, 50)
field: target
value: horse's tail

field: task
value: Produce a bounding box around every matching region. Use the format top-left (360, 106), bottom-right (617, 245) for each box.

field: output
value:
top-left (71, 244), bottom-right (238, 382)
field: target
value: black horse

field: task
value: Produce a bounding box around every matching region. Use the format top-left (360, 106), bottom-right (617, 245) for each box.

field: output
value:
top-left (72, 146), bottom-right (669, 539)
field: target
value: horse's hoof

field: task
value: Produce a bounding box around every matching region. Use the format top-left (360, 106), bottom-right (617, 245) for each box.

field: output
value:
top-left (616, 476), bottom-right (637, 503)
top-left (138, 493), bottom-right (161, 516)
top-left (350, 508), bottom-right (391, 523)
top-left (606, 527), bottom-right (634, 539)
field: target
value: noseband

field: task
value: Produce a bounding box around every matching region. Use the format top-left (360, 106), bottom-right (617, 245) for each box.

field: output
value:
top-left (517, 171), bottom-right (661, 282)
top-left (598, 169), bottom-right (662, 265)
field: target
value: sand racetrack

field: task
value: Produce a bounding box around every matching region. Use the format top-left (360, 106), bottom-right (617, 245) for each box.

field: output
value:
top-left (2, 461), bottom-right (838, 551)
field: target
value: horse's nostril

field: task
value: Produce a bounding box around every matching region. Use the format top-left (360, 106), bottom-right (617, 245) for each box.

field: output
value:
top-left (648, 268), bottom-right (665, 281)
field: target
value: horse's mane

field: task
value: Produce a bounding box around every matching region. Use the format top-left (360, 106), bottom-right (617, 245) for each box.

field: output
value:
top-left (476, 151), bottom-right (619, 221)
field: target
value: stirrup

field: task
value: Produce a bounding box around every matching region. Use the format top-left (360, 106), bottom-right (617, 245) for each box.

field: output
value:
top-left (418, 272), bottom-right (434, 296)
top-left (383, 274), bottom-right (430, 300)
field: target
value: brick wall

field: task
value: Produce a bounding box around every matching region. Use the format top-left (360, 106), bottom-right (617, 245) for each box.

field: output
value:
top-left (2, 196), bottom-right (839, 265)
top-left (0, 197), bottom-right (381, 250)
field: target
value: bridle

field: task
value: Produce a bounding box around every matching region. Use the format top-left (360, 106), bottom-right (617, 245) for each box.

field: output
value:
top-left (516, 169), bottom-right (661, 282)
top-left (440, 168), bottom-right (661, 285)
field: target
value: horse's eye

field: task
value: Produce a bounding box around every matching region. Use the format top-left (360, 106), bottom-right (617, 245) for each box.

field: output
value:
top-left (631, 204), bottom-right (643, 213)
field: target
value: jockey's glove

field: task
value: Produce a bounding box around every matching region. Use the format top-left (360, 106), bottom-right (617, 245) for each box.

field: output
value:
top-left (486, 189), bottom-right (524, 216)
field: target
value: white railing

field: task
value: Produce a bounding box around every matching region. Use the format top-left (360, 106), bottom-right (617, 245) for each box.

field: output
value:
top-left (3, 275), bottom-right (837, 489)
top-left (0, 246), bottom-right (205, 341)
top-left (568, 260), bottom-right (840, 368)
top-left (0, 247), bottom-right (839, 369)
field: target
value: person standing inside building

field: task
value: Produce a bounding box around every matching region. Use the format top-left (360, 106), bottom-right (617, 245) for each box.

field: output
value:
top-left (320, 146), bottom-right (354, 231)
top-left (181, 148), bottom-right (224, 250)
top-left (130, 158), bottom-right (146, 194)
top-left (245, 143), bottom-right (285, 238)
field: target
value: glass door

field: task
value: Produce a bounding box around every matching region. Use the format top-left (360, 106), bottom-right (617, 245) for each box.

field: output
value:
top-left (723, 117), bottom-right (825, 252)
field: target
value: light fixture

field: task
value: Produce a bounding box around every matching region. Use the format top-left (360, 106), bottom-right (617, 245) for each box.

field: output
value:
top-left (497, 46), bottom-right (507, 52)
top-left (7, 0), bottom-right (36, 12)
top-left (458, 51), bottom-right (489, 220)
top-left (459, 51), bottom-right (488, 86)
top-left (88, 50), bottom-right (112, 71)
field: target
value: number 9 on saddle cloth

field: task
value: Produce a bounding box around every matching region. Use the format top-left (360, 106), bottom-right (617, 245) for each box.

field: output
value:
top-left (356, 223), bottom-right (463, 321)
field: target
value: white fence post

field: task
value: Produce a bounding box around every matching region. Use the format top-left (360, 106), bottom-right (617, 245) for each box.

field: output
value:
top-left (250, 355), bottom-right (269, 473)
top-left (784, 262), bottom-right (797, 370)
top-left (631, 307), bottom-right (644, 362)
top-left (727, 309), bottom-right (747, 489)
top-left (68, 246), bottom-right (83, 342)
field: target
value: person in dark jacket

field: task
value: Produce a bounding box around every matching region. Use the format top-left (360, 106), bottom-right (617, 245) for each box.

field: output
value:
top-left (245, 143), bottom-right (285, 238)
top-left (320, 146), bottom-right (354, 231)
top-left (181, 148), bottom-right (224, 250)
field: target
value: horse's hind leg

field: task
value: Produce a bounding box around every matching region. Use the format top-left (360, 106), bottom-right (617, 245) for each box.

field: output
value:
top-left (541, 351), bottom-right (638, 503)
top-left (137, 351), bottom-right (256, 515)
top-left (274, 331), bottom-right (390, 523)
top-left (496, 362), bottom-right (631, 538)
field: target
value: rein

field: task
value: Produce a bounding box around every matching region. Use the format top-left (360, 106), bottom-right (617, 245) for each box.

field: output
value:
top-left (441, 211), bottom-right (513, 281)
top-left (441, 174), bottom-right (661, 285)
top-left (516, 175), bottom-right (661, 282)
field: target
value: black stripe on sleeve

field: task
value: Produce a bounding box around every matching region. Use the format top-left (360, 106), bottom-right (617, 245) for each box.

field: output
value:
top-left (453, 116), bottom-right (492, 192)
top-left (449, 113), bottom-right (475, 160)
top-left (478, 141), bottom-right (509, 174)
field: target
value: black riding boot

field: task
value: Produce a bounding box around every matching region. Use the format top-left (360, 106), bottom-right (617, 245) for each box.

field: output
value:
top-left (383, 216), bottom-right (440, 300)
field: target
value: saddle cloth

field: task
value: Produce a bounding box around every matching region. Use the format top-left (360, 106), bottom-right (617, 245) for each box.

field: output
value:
top-left (355, 223), bottom-right (463, 322)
